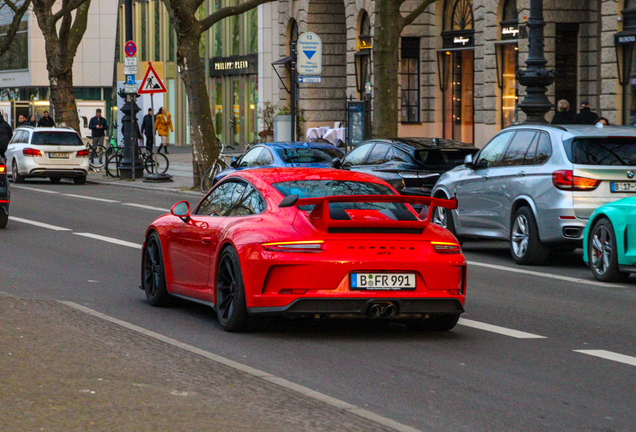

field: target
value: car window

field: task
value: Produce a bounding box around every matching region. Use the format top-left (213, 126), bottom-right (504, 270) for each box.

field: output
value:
top-left (10, 131), bottom-right (23, 144)
top-left (226, 184), bottom-right (267, 216)
top-left (256, 148), bottom-right (274, 166)
top-left (239, 147), bottom-right (263, 167)
top-left (415, 148), bottom-right (477, 167)
top-left (391, 147), bottom-right (414, 163)
top-left (32, 132), bottom-right (83, 146)
top-left (565, 137), bottom-right (636, 165)
top-left (343, 144), bottom-right (372, 167)
top-left (365, 144), bottom-right (392, 165)
top-left (476, 131), bottom-right (513, 168)
top-left (535, 133), bottom-right (552, 164)
top-left (522, 134), bottom-right (538, 165)
top-left (195, 181), bottom-right (239, 216)
top-left (501, 131), bottom-right (537, 167)
top-left (277, 146), bottom-right (344, 164)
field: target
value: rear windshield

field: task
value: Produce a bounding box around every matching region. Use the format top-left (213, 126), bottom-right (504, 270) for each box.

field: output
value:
top-left (276, 147), bottom-right (343, 164)
top-left (273, 180), bottom-right (406, 211)
top-left (565, 137), bottom-right (636, 166)
top-left (32, 132), bottom-right (83, 146)
top-left (414, 148), bottom-right (477, 167)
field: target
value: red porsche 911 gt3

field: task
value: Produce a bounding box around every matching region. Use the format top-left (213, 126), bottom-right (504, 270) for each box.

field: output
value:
top-left (141, 168), bottom-right (466, 332)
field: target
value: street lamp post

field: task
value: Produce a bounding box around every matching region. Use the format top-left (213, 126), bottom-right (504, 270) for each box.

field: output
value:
top-left (516, 0), bottom-right (556, 123)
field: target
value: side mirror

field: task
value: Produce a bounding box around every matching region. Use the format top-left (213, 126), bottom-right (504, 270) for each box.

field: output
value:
top-left (331, 158), bottom-right (342, 169)
top-left (230, 157), bottom-right (238, 168)
top-left (464, 154), bottom-right (474, 168)
top-left (171, 201), bottom-right (190, 222)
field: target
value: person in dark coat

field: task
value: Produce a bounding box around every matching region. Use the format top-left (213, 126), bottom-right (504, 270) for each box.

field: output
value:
top-left (0, 114), bottom-right (13, 160)
top-left (552, 99), bottom-right (574, 125)
top-left (27, 115), bottom-right (37, 126)
top-left (575, 100), bottom-right (600, 125)
top-left (141, 108), bottom-right (155, 153)
top-left (17, 115), bottom-right (28, 127)
top-left (37, 111), bottom-right (55, 127)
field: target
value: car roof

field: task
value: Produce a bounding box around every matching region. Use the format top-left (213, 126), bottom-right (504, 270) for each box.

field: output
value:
top-left (259, 141), bottom-right (343, 150)
top-left (503, 124), bottom-right (636, 138)
top-left (226, 167), bottom-right (389, 186)
top-left (15, 126), bottom-right (78, 134)
top-left (362, 137), bottom-right (477, 150)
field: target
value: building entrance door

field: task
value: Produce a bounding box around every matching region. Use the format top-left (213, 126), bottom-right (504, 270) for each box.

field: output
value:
top-left (13, 101), bottom-right (30, 128)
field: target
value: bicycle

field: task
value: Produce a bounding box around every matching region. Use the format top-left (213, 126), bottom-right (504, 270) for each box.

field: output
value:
top-left (86, 140), bottom-right (107, 170)
top-left (106, 146), bottom-right (168, 177)
top-left (200, 141), bottom-right (233, 193)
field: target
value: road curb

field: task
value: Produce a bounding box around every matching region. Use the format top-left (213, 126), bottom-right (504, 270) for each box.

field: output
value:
top-left (60, 301), bottom-right (422, 432)
top-left (86, 178), bottom-right (203, 197)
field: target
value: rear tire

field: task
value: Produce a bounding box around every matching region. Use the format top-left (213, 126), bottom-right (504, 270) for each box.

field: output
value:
top-left (215, 247), bottom-right (251, 332)
top-left (588, 218), bottom-right (629, 282)
top-left (73, 176), bottom-right (87, 185)
top-left (510, 207), bottom-right (550, 265)
top-left (106, 154), bottom-right (121, 177)
top-left (0, 212), bottom-right (7, 229)
top-left (88, 144), bottom-right (107, 170)
top-left (407, 314), bottom-right (460, 332)
top-left (49, 177), bottom-right (61, 184)
top-left (200, 163), bottom-right (221, 193)
top-left (12, 160), bottom-right (24, 183)
top-left (142, 232), bottom-right (171, 306)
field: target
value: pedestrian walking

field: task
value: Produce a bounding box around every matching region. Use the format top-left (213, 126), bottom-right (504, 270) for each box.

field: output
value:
top-left (552, 100), bottom-right (574, 125)
top-left (154, 107), bottom-right (173, 154)
top-left (27, 115), bottom-right (37, 126)
top-left (37, 111), bottom-right (55, 127)
top-left (575, 100), bottom-right (600, 125)
top-left (0, 113), bottom-right (13, 160)
top-left (17, 115), bottom-right (28, 127)
top-left (141, 108), bottom-right (155, 154)
top-left (88, 109), bottom-right (109, 163)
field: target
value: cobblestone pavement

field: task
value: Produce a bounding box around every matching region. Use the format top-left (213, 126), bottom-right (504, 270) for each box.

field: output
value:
top-left (0, 295), bottom-right (393, 432)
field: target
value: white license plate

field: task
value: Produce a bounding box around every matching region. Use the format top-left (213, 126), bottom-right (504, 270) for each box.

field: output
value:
top-left (49, 152), bottom-right (69, 159)
top-left (350, 273), bottom-right (416, 290)
top-left (610, 182), bottom-right (636, 193)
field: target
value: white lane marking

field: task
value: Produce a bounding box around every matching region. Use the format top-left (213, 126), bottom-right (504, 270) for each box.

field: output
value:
top-left (63, 193), bottom-right (120, 203)
top-left (458, 318), bottom-right (547, 339)
top-left (10, 185), bottom-right (60, 194)
top-left (60, 302), bottom-right (421, 432)
top-left (123, 203), bottom-right (170, 212)
top-left (467, 261), bottom-right (624, 288)
top-left (9, 216), bottom-right (71, 231)
top-left (73, 233), bottom-right (142, 249)
top-left (574, 350), bottom-right (636, 367)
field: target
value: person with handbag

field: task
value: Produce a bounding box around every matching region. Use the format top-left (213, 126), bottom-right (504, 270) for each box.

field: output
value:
top-left (154, 107), bottom-right (174, 154)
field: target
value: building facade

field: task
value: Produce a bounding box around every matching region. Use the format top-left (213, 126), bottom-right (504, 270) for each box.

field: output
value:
top-left (278, 0), bottom-right (631, 147)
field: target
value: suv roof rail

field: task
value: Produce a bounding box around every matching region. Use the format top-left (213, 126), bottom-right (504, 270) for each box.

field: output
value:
top-left (506, 123), bottom-right (568, 131)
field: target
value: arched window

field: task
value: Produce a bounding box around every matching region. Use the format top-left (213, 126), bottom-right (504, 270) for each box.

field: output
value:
top-left (443, 0), bottom-right (474, 32)
top-left (624, 0), bottom-right (636, 30)
top-left (502, 0), bottom-right (517, 22)
top-left (360, 11), bottom-right (370, 37)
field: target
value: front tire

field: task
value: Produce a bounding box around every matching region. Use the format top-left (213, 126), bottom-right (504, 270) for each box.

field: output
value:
top-left (0, 212), bottom-right (7, 229)
top-left (142, 232), bottom-right (171, 306)
top-left (588, 218), bottom-right (629, 282)
top-left (215, 247), bottom-right (250, 332)
top-left (510, 207), bottom-right (549, 265)
top-left (12, 160), bottom-right (24, 183)
top-left (407, 314), bottom-right (460, 332)
top-left (73, 175), bottom-right (87, 185)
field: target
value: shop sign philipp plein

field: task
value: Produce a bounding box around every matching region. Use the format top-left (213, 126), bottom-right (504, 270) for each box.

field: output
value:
top-left (209, 54), bottom-right (258, 77)
top-left (297, 32), bottom-right (322, 76)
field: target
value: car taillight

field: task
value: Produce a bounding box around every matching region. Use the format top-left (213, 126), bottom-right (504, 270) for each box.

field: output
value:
top-left (0, 165), bottom-right (5, 173)
top-left (23, 148), bottom-right (42, 157)
top-left (552, 170), bottom-right (600, 191)
top-left (77, 149), bottom-right (89, 157)
top-left (261, 240), bottom-right (324, 253)
top-left (431, 241), bottom-right (461, 254)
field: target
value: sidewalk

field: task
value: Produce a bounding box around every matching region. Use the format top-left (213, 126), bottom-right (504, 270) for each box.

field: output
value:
top-left (0, 295), bottom-right (393, 431)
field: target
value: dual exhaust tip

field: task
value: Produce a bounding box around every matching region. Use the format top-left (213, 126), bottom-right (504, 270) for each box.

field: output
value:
top-left (368, 302), bottom-right (398, 318)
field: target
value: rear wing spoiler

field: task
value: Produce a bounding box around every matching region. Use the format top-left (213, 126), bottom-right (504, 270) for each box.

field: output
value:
top-left (278, 194), bottom-right (458, 232)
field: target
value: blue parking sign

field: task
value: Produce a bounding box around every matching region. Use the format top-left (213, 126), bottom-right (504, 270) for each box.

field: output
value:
top-left (125, 75), bottom-right (135, 85)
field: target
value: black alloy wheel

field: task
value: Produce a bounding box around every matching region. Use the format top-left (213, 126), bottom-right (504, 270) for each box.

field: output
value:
top-left (588, 218), bottom-right (629, 282)
top-left (12, 160), bottom-right (24, 183)
top-left (407, 314), bottom-right (460, 332)
top-left (215, 247), bottom-right (251, 332)
top-left (510, 206), bottom-right (550, 265)
top-left (142, 232), bottom-right (171, 306)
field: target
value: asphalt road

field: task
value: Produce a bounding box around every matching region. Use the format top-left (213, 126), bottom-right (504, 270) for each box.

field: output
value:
top-left (2, 180), bottom-right (635, 432)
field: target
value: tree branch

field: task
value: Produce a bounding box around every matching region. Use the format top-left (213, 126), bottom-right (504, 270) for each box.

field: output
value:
top-left (52, 0), bottom-right (90, 22)
top-left (0, 0), bottom-right (32, 57)
top-left (199, 0), bottom-right (274, 32)
top-left (401, 0), bottom-right (436, 28)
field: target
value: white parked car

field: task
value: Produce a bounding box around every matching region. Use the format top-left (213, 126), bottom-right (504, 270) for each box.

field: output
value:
top-left (6, 127), bottom-right (90, 184)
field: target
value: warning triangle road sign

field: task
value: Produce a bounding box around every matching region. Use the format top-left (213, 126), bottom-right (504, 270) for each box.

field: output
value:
top-left (137, 62), bottom-right (167, 94)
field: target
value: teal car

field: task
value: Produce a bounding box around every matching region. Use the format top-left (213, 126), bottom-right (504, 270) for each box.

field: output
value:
top-left (583, 197), bottom-right (636, 282)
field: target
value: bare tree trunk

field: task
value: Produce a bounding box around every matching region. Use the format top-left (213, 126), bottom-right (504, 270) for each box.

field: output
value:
top-left (176, 31), bottom-right (218, 186)
top-left (372, 0), bottom-right (403, 138)
top-left (49, 68), bottom-right (79, 130)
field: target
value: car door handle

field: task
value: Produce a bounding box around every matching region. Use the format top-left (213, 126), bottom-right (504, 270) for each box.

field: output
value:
top-left (201, 236), bottom-right (213, 244)
top-left (481, 174), bottom-right (489, 180)
top-left (516, 171), bottom-right (527, 177)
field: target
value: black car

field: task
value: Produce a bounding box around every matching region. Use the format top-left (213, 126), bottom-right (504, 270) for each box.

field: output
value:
top-left (0, 157), bottom-right (8, 228)
top-left (333, 138), bottom-right (478, 196)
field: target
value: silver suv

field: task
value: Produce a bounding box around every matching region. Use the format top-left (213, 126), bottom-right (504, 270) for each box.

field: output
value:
top-left (431, 124), bottom-right (636, 265)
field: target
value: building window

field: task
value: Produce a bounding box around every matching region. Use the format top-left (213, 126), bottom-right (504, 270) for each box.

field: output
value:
top-left (0, 21), bottom-right (27, 71)
top-left (154, 0), bottom-right (161, 61)
top-left (499, 0), bottom-right (518, 128)
top-left (140, 2), bottom-right (147, 61)
top-left (401, 38), bottom-right (420, 123)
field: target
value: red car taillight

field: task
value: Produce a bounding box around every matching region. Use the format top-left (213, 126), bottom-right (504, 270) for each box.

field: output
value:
top-left (23, 148), bottom-right (42, 157)
top-left (431, 241), bottom-right (461, 254)
top-left (76, 149), bottom-right (89, 157)
top-left (552, 170), bottom-right (600, 191)
top-left (261, 240), bottom-right (324, 253)
top-left (0, 165), bottom-right (5, 173)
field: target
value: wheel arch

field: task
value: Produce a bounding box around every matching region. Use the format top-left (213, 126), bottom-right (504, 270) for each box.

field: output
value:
top-left (212, 240), bottom-right (239, 304)
top-left (433, 187), bottom-right (460, 230)
top-left (584, 208), bottom-right (628, 265)
top-left (510, 196), bottom-right (540, 238)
